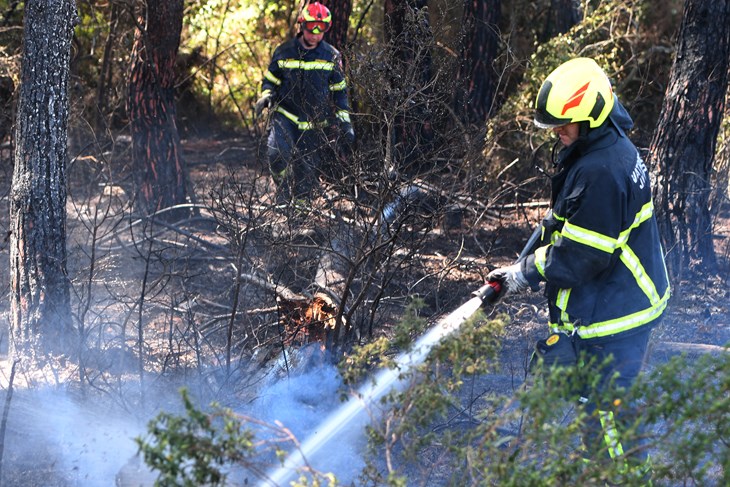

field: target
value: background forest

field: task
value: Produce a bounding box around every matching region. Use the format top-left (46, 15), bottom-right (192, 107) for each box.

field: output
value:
top-left (0, 0), bottom-right (729, 486)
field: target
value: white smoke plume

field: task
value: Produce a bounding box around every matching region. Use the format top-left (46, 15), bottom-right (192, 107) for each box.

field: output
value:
top-left (1, 385), bottom-right (148, 486)
top-left (0, 348), bottom-right (366, 486)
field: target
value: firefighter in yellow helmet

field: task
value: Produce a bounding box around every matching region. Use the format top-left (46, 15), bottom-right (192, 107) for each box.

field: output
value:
top-left (488, 57), bottom-right (670, 482)
top-left (254, 2), bottom-right (354, 206)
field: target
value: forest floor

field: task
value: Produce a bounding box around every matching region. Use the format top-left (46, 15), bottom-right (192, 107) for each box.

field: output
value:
top-left (0, 134), bottom-right (728, 486)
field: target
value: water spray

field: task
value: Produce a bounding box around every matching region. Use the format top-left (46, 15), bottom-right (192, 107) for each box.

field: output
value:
top-left (257, 281), bottom-right (502, 486)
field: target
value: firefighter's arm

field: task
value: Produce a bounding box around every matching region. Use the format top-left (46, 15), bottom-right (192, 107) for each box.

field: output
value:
top-left (526, 171), bottom-right (622, 288)
top-left (329, 53), bottom-right (353, 138)
top-left (257, 49), bottom-right (284, 116)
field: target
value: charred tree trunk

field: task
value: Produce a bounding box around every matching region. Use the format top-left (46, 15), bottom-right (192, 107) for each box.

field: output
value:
top-left (456, 0), bottom-right (501, 124)
top-left (0, 75), bottom-right (14, 144)
top-left (539, 0), bottom-right (582, 42)
top-left (323, 0), bottom-right (352, 50)
top-left (128, 0), bottom-right (188, 219)
top-left (384, 0), bottom-right (434, 174)
top-left (649, 0), bottom-right (730, 280)
top-left (95, 1), bottom-right (121, 134)
top-left (9, 0), bottom-right (78, 359)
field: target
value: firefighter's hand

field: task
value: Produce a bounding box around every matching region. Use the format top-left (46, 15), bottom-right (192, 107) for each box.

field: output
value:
top-left (254, 93), bottom-right (271, 118)
top-left (487, 262), bottom-right (529, 297)
top-left (341, 122), bottom-right (355, 145)
top-left (336, 122), bottom-right (355, 159)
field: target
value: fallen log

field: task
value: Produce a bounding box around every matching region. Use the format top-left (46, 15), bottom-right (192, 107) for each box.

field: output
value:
top-left (652, 341), bottom-right (729, 356)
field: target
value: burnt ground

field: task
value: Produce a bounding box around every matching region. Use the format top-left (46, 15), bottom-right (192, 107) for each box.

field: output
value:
top-left (0, 134), bottom-right (729, 486)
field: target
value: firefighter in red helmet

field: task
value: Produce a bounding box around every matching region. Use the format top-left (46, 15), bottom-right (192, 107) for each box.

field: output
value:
top-left (254, 2), bottom-right (354, 206)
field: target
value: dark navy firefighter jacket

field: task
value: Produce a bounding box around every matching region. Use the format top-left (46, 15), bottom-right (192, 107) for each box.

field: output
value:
top-left (523, 97), bottom-right (670, 344)
top-left (261, 34), bottom-right (351, 130)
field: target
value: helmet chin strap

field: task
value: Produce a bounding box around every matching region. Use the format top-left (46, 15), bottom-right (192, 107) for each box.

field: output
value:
top-left (578, 121), bottom-right (590, 137)
top-left (551, 139), bottom-right (561, 167)
top-left (551, 121), bottom-right (590, 167)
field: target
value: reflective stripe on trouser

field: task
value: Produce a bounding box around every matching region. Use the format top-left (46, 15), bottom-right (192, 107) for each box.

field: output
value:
top-left (598, 409), bottom-right (624, 460)
top-left (583, 409), bottom-right (653, 484)
top-left (579, 325), bottom-right (655, 482)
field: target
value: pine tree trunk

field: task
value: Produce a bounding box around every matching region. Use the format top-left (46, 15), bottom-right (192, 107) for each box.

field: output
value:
top-left (323, 0), bottom-right (352, 50)
top-left (9, 0), bottom-right (78, 358)
top-left (384, 0), bottom-right (434, 174)
top-left (539, 0), bottom-right (582, 42)
top-left (95, 2), bottom-right (121, 134)
top-left (456, 0), bottom-right (501, 124)
top-left (649, 0), bottom-right (730, 280)
top-left (128, 0), bottom-right (188, 219)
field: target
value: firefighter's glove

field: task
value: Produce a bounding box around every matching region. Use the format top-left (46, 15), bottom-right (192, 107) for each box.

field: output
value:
top-left (487, 262), bottom-right (529, 297)
top-left (337, 122), bottom-right (355, 159)
top-left (340, 122), bottom-right (355, 147)
top-left (254, 93), bottom-right (272, 118)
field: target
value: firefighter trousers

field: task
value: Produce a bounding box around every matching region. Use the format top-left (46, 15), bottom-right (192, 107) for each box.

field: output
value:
top-left (578, 322), bottom-right (658, 482)
top-left (267, 113), bottom-right (330, 204)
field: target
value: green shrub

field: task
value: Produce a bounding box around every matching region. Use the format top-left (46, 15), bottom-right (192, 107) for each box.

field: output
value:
top-left (137, 326), bottom-right (729, 486)
top-left (136, 388), bottom-right (256, 486)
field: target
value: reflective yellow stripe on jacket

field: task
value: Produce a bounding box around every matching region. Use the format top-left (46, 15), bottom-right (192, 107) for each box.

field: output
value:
top-left (336, 110), bottom-right (351, 123)
top-left (270, 59), bottom-right (350, 129)
top-left (278, 59), bottom-right (335, 71)
top-left (537, 201), bottom-right (668, 338)
top-left (330, 80), bottom-right (347, 91)
top-left (264, 70), bottom-right (281, 86)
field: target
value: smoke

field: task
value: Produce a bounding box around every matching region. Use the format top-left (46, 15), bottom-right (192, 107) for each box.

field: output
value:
top-left (0, 347), bottom-right (367, 487)
top-left (2, 385), bottom-right (150, 486)
top-left (6, 309), bottom-right (493, 487)
top-left (244, 346), bottom-right (368, 485)
top-left (254, 295), bottom-right (486, 486)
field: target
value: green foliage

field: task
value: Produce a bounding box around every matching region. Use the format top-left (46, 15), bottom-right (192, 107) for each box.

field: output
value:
top-left (363, 345), bottom-right (730, 486)
top-left (484, 0), bottom-right (661, 196)
top-left (182, 0), bottom-right (286, 129)
top-left (712, 106), bottom-right (730, 209)
top-left (633, 351), bottom-right (730, 485)
top-left (136, 388), bottom-right (256, 486)
top-left (471, 356), bottom-right (634, 486)
top-left (339, 297), bottom-right (432, 387)
top-left (137, 325), bottom-right (729, 486)
top-left (351, 308), bottom-right (509, 485)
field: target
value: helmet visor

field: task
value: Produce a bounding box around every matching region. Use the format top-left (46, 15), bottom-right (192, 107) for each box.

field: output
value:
top-left (533, 118), bottom-right (568, 129)
top-left (302, 21), bottom-right (330, 34)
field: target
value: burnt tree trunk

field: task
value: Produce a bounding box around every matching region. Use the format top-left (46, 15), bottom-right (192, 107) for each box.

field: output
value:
top-left (539, 0), bottom-right (582, 42)
top-left (95, 1), bottom-right (121, 134)
top-left (0, 75), bottom-right (14, 144)
top-left (323, 0), bottom-right (352, 50)
top-left (649, 0), bottom-right (730, 280)
top-left (9, 0), bottom-right (78, 359)
top-left (128, 0), bottom-right (188, 219)
top-left (456, 0), bottom-right (501, 124)
top-left (384, 0), bottom-right (434, 174)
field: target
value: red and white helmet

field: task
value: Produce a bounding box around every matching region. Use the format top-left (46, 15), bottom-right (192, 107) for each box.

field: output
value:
top-left (298, 2), bottom-right (332, 35)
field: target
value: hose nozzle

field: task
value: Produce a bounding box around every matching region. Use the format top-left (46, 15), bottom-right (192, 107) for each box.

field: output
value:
top-left (472, 281), bottom-right (502, 304)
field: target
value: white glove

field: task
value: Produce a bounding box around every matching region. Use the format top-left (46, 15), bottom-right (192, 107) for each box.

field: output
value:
top-left (254, 93), bottom-right (271, 118)
top-left (487, 262), bottom-right (529, 296)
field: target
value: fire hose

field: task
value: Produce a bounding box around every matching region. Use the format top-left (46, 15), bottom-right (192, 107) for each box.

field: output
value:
top-left (257, 217), bottom-right (545, 486)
